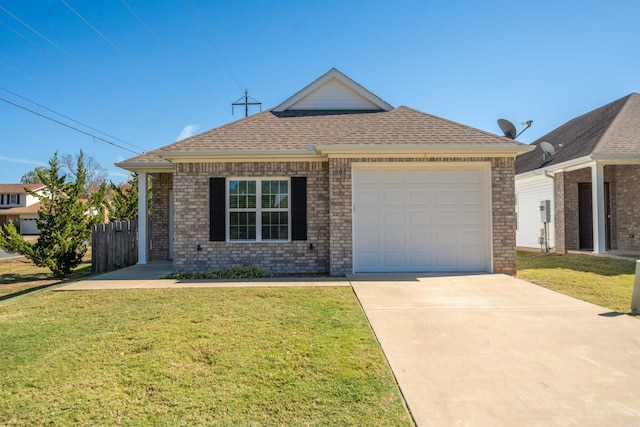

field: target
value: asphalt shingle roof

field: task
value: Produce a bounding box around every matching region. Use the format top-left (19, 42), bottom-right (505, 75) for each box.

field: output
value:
top-left (0, 184), bottom-right (46, 193)
top-left (515, 93), bottom-right (640, 174)
top-left (119, 106), bottom-right (523, 167)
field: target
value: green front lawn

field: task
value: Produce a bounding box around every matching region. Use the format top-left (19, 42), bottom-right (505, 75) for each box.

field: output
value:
top-left (517, 251), bottom-right (637, 313)
top-left (0, 287), bottom-right (412, 426)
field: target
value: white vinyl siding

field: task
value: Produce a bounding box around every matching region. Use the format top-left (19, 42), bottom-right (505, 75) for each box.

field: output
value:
top-left (353, 163), bottom-right (491, 273)
top-left (515, 174), bottom-right (555, 249)
top-left (289, 78), bottom-right (381, 110)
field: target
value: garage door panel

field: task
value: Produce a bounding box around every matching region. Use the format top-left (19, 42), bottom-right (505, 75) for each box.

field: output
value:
top-left (408, 211), bottom-right (430, 226)
top-left (458, 169), bottom-right (483, 183)
top-left (357, 190), bottom-right (379, 205)
top-left (383, 210), bottom-right (405, 226)
top-left (408, 230), bottom-right (431, 246)
top-left (434, 191), bottom-right (458, 206)
top-left (434, 212), bottom-right (458, 226)
top-left (459, 210), bottom-right (484, 226)
top-left (382, 191), bottom-right (404, 205)
top-left (358, 211), bottom-right (379, 227)
top-left (382, 230), bottom-right (405, 246)
top-left (408, 190), bottom-right (431, 206)
top-left (382, 170), bottom-right (405, 184)
top-left (356, 170), bottom-right (380, 184)
top-left (460, 190), bottom-right (483, 206)
top-left (353, 166), bottom-right (490, 273)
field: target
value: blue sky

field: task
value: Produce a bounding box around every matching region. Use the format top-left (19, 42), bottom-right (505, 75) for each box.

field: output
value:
top-left (1, 0), bottom-right (638, 183)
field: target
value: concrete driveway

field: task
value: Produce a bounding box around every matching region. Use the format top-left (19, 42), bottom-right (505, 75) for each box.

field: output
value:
top-left (349, 273), bottom-right (640, 426)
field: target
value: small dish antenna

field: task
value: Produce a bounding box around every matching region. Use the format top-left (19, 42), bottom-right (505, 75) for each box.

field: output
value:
top-left (540, 141), bottom-right (555, 157)
top-left (497, 119), bottom-right (533, 139)
top-left (540, 141), bottom-right (564, 164)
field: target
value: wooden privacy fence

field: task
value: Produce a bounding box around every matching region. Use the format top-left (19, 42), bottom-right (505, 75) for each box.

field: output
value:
top-left (91, 219), bottom-right (138, 274)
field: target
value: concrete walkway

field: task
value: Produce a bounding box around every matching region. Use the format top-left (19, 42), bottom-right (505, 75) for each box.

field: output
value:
top-left (349, 273), bottom-right (640, 426)
top-left (56, 262), bottom-right (350, 290)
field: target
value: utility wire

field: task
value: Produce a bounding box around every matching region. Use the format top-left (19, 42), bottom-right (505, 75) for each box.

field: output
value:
top-left (183, 0), bottom-right (244, 92)
top-left (0, 86), bottom-right (146, 152)
top-left (59, 0), bottom-right (209, 122)
top-left (0, 95), bottom-right (141, 155)
top-left (120, 0), bottom-right (229, 116)
top-left (0, 14), bottom-right (154, 121)
top-left (1, 5), bottom-right (117, 93)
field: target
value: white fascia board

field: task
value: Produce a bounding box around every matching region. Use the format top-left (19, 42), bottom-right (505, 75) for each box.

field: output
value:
top-left (590, 154), bottom-right (640, 165)
top-left (114, 162), bottom-right (173, 174)
top-left (316, 144), bottom-right (532, 157)
top-left (273, 68), bottom-right (393, 112)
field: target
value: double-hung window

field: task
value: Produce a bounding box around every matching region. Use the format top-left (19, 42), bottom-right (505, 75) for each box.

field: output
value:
top-left (228, 179), bottom-right (289, 241)
top-left (9, 194), bottom-right (17, 205)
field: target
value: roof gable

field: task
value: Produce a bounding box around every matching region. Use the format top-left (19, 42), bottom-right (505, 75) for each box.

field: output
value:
top-left (515, 93), bottom-right (640, 174)
top-left (273, 68), bottom-right (393, 112)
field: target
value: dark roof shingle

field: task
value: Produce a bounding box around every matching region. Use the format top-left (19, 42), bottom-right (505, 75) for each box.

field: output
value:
top-left (515, 93), bottom-right (640, 174)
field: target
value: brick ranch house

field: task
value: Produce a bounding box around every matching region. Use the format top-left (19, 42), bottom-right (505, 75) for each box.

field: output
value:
top-left (117, 69), bottom-right (531, 276)
top-left (515, 93), bottom-right (640, 255)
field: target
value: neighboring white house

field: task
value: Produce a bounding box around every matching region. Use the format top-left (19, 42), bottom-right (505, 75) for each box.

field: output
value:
top-left (0, 184), bottom-right (45, 235)
top-left (515, 93), bottom-right (640, 254)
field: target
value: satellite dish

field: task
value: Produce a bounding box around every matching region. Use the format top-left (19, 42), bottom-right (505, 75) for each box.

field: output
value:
top-left (498, 119), bottom-right (517, 139)
top-left (540, 141), bottom-right (555, 156)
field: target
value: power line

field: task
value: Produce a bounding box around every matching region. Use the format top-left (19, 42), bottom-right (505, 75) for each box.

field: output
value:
top-left (0, 95), bottom-right (142, 155)
top-left (0, 13), bottom-right (155, 121)
top-left (0, 85), bottom-right (146, 152)
top-left (183, 0), bottom-right (244, 92)
top-left (59, 0), bottom-right (209, 122)
top-left (120, 0), bottom-right (229, 115)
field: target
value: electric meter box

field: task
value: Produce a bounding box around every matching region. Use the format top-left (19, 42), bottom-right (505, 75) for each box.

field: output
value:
top-left (540, 200), bottom-right (551, 223)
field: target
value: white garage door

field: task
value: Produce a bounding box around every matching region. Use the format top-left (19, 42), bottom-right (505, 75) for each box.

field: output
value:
top-left (353, 164), bottom-right (491, 273)
top-left (20, 218), bottom-right (39, 235)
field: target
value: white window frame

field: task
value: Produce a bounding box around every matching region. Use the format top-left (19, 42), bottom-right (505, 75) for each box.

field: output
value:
top-left (9, 194), bottom-right (17, 205)
top-left (226, 177), bottom-right (291, 242)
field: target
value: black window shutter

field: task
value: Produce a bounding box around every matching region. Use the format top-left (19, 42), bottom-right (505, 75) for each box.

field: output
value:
top-left (209, 178), bottom-right (226, 241)
top-left (17, 194), bottom-right (20, 204)
top-left (291, 177), bottom-right (307, 241)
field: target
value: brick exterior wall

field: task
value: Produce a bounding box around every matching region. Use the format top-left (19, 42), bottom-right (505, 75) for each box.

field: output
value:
top-left (555, 165), bottom-right (640, 251)
top-left (554, 173), bottom-right (566, 253)
top-left (155, 157), bottom-right (519, 276)
top-left (491, 157), bottom-right (517, 275)
top-left (615, 165), bottom-right (640, 250)
top-left (150, 173), bottom-right (172, 261)
top-left (171, 162), bottom-right (330, 275)
top-left (327, 157), bottom-right (517, 276)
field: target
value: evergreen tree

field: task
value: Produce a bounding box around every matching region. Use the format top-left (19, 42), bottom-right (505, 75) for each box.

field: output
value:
top-left (0, 151), bottom-right (105, 278)
top-left (110, 174), bottom-right (139, 221)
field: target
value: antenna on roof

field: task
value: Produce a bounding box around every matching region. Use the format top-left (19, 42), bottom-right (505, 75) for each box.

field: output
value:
top-left (540, 141), bottom-right (564, 164)
top-left (497, 119), bottom-right (533, 139)
top-left (232, 90), bottom-right (262, 118)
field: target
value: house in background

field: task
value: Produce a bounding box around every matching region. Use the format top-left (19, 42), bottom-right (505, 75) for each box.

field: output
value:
top-left (515, 93), bottom-right (640, 254)
top-left (117, 68), bottom-right (530, 275)
top-left (0, 184), bottom-right (45, 235)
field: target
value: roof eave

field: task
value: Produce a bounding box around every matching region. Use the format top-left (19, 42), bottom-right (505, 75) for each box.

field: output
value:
top-left (114, 161), bottom-right (173, 173)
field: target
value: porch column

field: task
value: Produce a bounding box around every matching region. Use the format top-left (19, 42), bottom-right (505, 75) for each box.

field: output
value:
top-left (591, 163), bottom-right (606, 254)
top-left (137, 172), bottom-right (148, 264)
